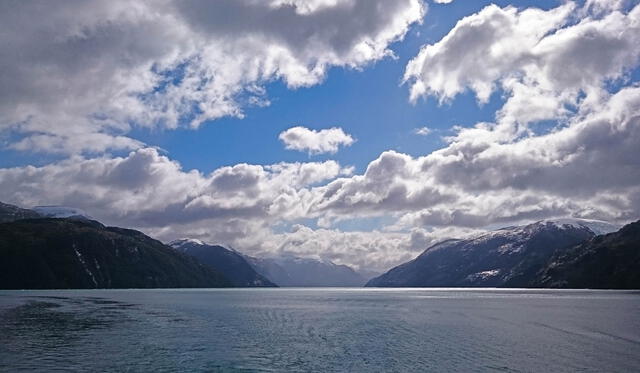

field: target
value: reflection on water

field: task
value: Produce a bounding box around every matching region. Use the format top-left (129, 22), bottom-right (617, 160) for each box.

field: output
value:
top-left (1, 289), bottom-right (639, 372)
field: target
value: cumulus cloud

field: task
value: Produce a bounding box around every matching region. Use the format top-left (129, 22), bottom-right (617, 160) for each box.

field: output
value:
top-left (279, 126), bottom-right (355, 154)
top-left (0, 148), bottom-right (353, 226)
top-left (313, 85), bottom-right (640, 228)
top-left (404, 2), bottom-right (640, 127)
top-left (0, 0), bottom-right (425, 154)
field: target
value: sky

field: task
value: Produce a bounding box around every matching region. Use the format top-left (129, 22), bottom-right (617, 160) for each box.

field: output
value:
top-left (1, 0), bottom-right (639, 272)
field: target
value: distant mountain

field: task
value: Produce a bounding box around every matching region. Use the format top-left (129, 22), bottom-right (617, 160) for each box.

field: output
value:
top-left (532, 220), bottom-right (640, 289)
top-left (170, 239), bottom-right (276, 287)
top-left (0, 218), bottom-right (231, 289)
top-left (366, 219), bottom-right (620, 288)
top-left (357, 268), bottom-right (382, 282)
top-left (246, 255), bottom-right (368, 287)
top-left (0, 202), bottom-right (41, 223)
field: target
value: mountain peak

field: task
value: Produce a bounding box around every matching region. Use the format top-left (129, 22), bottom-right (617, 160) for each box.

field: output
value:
top-left (169, 238), bottom-right (206, 249)
top-left (368, 218), bottom-right (604, 288)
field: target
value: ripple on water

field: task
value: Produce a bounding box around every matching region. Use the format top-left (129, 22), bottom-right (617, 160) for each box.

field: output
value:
top-left (0, 289), bottom-right (639, 372)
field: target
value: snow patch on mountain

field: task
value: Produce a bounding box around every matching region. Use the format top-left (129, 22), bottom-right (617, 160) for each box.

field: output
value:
top-left (452, 218), bottom-right (618, 256)
top-left (169, 238), bottom-right (205, 250)
top-left (540, 218), bottom-right (620, 235)
top-left (466, 269), bottom-right (500, 282)
top-left (33, 206), bottom-right (94, 220)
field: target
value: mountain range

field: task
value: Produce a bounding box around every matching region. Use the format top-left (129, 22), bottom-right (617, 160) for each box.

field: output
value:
top-left (0, 202), bottom-right (369, 288)
top-left (0, 201), bottom-right (638, 289)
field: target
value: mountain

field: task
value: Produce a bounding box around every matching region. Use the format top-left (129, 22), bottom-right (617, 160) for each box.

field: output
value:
top-left (246, 255), bottom-right (368, 287)
top-left (0, 202), bottom-right (94, 223)
top-left (0, 218), bottom-right (231, 289)
top-left (532, 220), bottom-right (640, 289)
top-left (366, 219), bottom-right (620, 288)
top-left (0, 202), bottom-right (41, 223)
top-left (169, 239), bottom-right (276, 287)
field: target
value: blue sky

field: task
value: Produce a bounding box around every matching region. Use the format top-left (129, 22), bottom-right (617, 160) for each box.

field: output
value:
top-left (0, 0), bottom-right (550, 171)
top-left (1, 0), bottom-right (638, 270)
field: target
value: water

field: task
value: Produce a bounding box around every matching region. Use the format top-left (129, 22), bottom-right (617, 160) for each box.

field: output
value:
top-left (1, 289), bottom-right (639, 372)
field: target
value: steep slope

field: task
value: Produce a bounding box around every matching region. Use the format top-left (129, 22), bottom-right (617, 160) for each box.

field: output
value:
top-left (0, 202), bottom-right (41, 223)
top-left (246, 255), bottom-right (367, 287)
top-left (366, 220), bottom-right (617, 287)
top-left (170, 239), bottom-right (276, 287)
top-left (0, 219), bottom-right (231, 289)
top-left (533, 220), bottom-right (640, 289)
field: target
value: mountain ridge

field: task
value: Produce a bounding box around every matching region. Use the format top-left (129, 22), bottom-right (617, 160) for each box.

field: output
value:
top-left (366, 219), bottom-right (631, 288)
top-left (0, 218), bottom-right (232, 289)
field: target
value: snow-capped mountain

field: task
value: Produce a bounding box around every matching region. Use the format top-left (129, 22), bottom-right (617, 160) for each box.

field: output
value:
top-left (33, 205), bottom-right (94, 220)
top-left (169, 239), bottom-right (276, 287)
top-left (366, 219), bottom-right (621, 288)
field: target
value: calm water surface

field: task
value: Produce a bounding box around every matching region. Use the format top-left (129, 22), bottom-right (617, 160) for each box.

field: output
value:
top-left (1, 288), bottom-right (639, 372)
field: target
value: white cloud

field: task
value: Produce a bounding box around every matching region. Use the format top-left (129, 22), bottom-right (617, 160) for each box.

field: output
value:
top-left (413, 126), bottom-right (432, 136)
top-left (404, 2), bottom-right (640, 128)
top-left (279, 126), bottom-right (355, 154)
top-left (0, 0), bottom-right (425, 154)
top-left (433, 0), bottom-right (454, 4)
top-left (312, 85), bottom-right (640, 230)
top-left (0, 148), bottom-right (351, 226)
